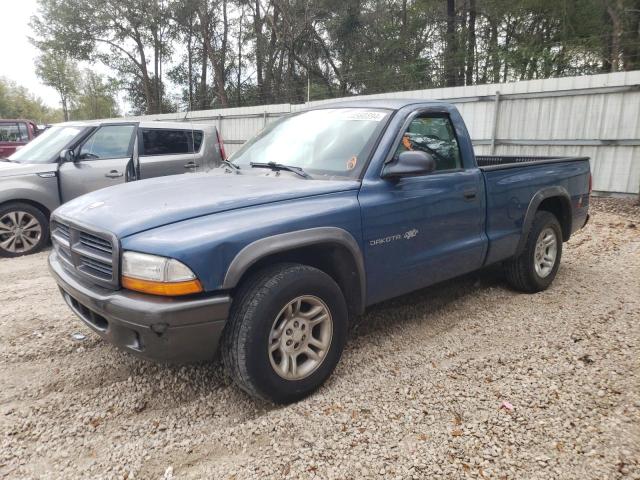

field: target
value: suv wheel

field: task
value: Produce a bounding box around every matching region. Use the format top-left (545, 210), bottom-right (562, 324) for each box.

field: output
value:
top-left (0, 202), bottom-right (49, 258)
top-left (504, 211), bottom-right (563, 293)
top-left (222, 263), bottom-right (348, 404)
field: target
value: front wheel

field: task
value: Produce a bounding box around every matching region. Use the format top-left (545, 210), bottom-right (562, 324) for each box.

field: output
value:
top-left (504, 211), bottom-right (563, 293)
top-left (222, 263), bottom-right (348, 404)
top-left (0, 202), bottom-right (49, 258)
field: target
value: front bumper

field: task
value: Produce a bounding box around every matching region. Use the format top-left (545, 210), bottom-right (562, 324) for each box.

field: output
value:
top-left (49, 251), bottom-right (231, 363)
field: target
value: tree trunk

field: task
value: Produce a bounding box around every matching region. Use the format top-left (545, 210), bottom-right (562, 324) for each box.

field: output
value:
top-left (400, 0), bottom-right (408, 63)
top-left (61, 95), bottom-right (69, 122)
top-left (133, 33), bottom-right (155, 114)
top-left (198, 7), bottom-right (209, 110)
top-left (489, 17), bottom-right (500, 83)
top-left (209, 0), bottom-right (230, 107)
top-left (622, 2), bottom-right (640, 70)
top-left (444, 0), bottom-right (458, 87)
top-left (253, 0), bottom-right (265, 102)
top-left (187, 18), bottom-right (193, 110)
top-left (237, 8), bottom-right (244, 106)
top-left (465, 0), bottom-right (476, 85)
top-left (606, 1), bottom-right (623, 71)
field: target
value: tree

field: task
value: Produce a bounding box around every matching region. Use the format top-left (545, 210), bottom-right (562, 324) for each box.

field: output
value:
top-left (30, 0), bottom-right (640, 111)
top-left (0, 77), bottom-right (63, 123)
top-left (31, 0), bottom-right (176, 114)
top-left (34, 51), bottom-right (80, 121)
top-left (71, 71), bottom-right (120, 120)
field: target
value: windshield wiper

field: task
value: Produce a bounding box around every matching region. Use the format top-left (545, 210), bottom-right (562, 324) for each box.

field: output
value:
top-left (250, 162), bottom-right (310, 179)
top-left (221, 159), bottom-right (240, 170)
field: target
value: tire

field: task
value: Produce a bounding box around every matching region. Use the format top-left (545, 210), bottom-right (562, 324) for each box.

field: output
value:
top-left (504, 211), bottom-right (563, 293)
top-left (222, 263), bottom-right (348, 404)
top-left (0, 202), bottom-right (49, 258)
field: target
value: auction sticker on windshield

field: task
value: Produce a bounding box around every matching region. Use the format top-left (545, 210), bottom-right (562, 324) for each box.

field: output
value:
top-left (341, 111), bottom-right (388, 122)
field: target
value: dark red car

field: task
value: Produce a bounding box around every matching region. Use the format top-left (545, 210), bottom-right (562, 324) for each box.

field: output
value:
top-left (0, 120), bottom-right (39, 158)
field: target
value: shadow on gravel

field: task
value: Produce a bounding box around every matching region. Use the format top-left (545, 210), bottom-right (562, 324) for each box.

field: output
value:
top-left (348, 264), bottom-right (507, 346)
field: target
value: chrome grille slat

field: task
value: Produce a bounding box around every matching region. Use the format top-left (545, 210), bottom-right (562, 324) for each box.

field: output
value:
top-left (50, 218), bottom-right (118, 289)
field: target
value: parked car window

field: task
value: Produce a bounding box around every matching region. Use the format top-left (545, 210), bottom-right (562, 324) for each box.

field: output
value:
top-left (394, 116), bottom-right (462, 171)
top-left (17, 123), bottom-right (29, 141)
top-left (141, 129), bottom-right (204, 156)
top-left (193, 131), bottom-right (203, 151)
top-left (78, 125), bottom-right (135, 160)
top-left (0, 123), bottom-right (28, 142)
top-left (8, 125), bottom-right (85, 164)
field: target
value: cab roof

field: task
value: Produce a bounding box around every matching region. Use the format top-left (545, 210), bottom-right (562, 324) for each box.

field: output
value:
top-left (308, 98), bottom-right (447, 110)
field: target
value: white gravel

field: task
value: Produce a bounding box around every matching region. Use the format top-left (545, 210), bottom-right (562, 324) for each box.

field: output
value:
top-left (1, 198), bottom-right (639, 479)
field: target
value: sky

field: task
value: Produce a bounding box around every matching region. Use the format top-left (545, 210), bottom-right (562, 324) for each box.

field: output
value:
top-left (0, 0), bottom-right (60, 107)
top-left (0, 0), bottom-right (128, 113)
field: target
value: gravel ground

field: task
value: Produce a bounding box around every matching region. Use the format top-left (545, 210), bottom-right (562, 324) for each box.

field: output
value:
top-left (1, 198), bottom-right (639, 480)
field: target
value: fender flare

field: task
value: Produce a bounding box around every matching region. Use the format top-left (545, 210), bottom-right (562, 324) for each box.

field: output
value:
top-left (516, 186), bottom-right (572, 255)
top-left (222, 227), bottom-right (366, 312)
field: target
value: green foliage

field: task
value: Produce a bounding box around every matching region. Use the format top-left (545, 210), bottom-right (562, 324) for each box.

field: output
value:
top-left (30, 0), bottom-right (640, 111)
top-left (0, 77), bottom-right (63, 124)
top-left (71, 71), bottom-right (120, 120)
top-left (35, 50), bottom-right (81, 120)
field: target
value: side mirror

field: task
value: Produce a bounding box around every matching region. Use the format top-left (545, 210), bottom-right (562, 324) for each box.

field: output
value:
top-left (60, 149), bottom-right (76, 163)
top-left (382, 150), bottom-right (436, 177)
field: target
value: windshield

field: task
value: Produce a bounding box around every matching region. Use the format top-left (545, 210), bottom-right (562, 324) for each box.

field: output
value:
top-left (230, 108), bottom-right (390, 178)
top-left (8, 125), bottom-right (85, 164)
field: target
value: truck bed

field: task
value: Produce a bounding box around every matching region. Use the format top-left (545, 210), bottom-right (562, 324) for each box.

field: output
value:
top-left (476, 155), bottom-right (589, 170)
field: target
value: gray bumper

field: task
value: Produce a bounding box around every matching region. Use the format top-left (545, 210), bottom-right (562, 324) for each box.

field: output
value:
top-left (49, 251), bottom-right (230, 363)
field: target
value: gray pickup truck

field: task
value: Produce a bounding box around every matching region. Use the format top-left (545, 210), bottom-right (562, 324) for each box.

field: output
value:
top-left (0, 120), bottom-right (224, 257)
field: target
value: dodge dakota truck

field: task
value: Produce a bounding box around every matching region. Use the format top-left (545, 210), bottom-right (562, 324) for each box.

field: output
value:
top-left (0, 120), bottom-right (224, 257)
top-left (48, 99), bottom-right (591, 403)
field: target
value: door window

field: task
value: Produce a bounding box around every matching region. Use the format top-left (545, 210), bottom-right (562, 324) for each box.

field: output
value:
top-left (78, 125), bottom-right (135, 160)
top-left (141, 129), bottom-right (204, 156)
top-left (394, 116), bottom-right (462, 171)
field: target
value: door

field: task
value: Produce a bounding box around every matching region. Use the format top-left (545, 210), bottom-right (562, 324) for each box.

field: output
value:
top-left (59, 124), bottom-right (136, 203)
top-left (359, 113), bottom-right (487, 305)
top-left (137, 127), bottom-right (204, 178)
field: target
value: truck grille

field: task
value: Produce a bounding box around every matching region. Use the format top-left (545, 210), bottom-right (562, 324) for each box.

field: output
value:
top-left (51, 218), bottom-right (119, 289)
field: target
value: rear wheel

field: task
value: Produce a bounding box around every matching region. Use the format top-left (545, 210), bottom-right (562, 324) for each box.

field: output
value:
top-left (0, 202), bottom-right (49, 258)
top-left (504, 211), bottom-right (562, 293)
top-left (222, 263), bottom-right (348, 404)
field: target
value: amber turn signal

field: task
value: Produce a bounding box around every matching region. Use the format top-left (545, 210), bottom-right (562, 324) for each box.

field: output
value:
top-left (122, 276), bottom-right (203, 296)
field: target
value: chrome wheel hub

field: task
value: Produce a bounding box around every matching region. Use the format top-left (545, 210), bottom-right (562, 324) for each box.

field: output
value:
top-left (269, 295), bottom-right (332, 380)
top-left (0, 211), bottom-right (42, 254)
top-left (534, 227), bottom-right (558, 278)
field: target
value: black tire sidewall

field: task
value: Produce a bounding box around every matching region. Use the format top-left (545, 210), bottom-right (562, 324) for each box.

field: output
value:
top-left (238, 266), bottom-right (348, 403)
top-left (0, 202), bottom-right (49, 258)
top-left (525, 212), bottom-right (563, 290)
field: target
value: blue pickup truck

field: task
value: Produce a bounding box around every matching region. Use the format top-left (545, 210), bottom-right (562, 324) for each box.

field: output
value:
top-left (48, 99), bottom-right (591, 403)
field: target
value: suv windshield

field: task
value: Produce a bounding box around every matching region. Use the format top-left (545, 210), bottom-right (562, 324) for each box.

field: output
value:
top-left (8, 125), bottom-right (85, 164)
top-left (230, 108), bottom-right (390, 178)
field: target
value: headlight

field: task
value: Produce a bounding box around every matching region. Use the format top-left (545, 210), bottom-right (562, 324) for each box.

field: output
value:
top-left (121, 251), bottom-right (203, 296)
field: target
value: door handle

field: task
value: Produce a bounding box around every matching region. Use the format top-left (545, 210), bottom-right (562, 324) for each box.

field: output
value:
top-left (463, 189), bottom-right (477, 200)
top-left (184, 162), bottom-right (198, 169)
top-left (105, 170), bottom-right (123, 178)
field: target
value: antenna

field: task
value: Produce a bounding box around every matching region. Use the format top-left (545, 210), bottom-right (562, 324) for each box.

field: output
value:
top-left (183, 99), bottom-right (198, 171)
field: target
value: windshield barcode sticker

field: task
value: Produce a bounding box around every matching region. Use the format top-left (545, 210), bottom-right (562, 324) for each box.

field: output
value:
top-left (341, 111), bottom-right (387, 122)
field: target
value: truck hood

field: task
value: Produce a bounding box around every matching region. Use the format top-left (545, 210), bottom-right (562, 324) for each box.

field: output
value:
top-left (0, 160), bottom-right (57, 178)
top-left (54, 170), bottom-right (361, 238)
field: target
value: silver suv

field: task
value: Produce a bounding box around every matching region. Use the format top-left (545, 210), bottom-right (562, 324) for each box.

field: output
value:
top-left (0, 120), bottom-right (224, 257)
